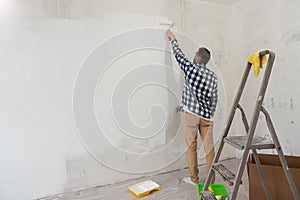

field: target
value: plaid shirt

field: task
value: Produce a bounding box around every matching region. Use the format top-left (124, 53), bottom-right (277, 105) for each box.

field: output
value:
top-left (171, 39), bottom-right (218, 120)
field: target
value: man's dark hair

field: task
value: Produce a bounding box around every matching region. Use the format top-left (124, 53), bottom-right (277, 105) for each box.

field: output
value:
top-left (198, 47), bottom-right (211, 65)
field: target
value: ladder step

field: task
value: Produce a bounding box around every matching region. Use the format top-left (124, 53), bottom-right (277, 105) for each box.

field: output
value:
top-left (200, 190), bottom-right (217, 200)
top-left (212, 163), bottom-right (238, 186)
top-left (224, 135), bottom-right (275, 150)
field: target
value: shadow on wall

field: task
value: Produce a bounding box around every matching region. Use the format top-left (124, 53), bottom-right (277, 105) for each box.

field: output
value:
top-left (164, 38), bottom-right (183, 145)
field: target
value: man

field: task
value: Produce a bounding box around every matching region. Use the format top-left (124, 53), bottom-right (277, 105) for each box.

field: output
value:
top-left (166, 30), bottom-right (218, 185)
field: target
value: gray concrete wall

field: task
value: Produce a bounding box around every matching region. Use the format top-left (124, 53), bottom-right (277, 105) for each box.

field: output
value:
top-left (0, 1), bottom-right (234, 199)
top-left (7, 0), bottom-right (300, 199)
top-left (231, 0), bottom-right (300, 158)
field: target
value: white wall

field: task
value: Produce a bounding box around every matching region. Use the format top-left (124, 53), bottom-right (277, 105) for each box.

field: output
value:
top-left (231, 0), bottom-right (300, 157)
top-left (7, 0), bottom-right (300, 199)
top-left (9, 0), bottom-right (300, 198)
top-left (0, 0), bottom-right (233, 199)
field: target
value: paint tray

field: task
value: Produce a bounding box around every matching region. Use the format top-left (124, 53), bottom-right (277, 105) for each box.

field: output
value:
top-left (128, 180), bottom-right (161, 198)
top-left (198, 184), bottom-right (229, 199)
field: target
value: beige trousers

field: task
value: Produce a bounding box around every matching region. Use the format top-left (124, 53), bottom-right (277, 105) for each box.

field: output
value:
top-left (183, 111), bottom-right (215, 184)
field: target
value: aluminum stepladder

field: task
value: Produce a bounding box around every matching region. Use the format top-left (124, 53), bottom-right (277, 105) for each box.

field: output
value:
top-left (200, 50), bottom-right (300, 200)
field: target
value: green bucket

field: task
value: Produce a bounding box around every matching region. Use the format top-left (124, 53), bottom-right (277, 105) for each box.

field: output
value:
top-left (197, 184), bottom-right (229, 199)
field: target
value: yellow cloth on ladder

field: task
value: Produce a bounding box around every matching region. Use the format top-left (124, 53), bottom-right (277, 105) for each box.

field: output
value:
top-left (247, 51), bottom-right (267, 77)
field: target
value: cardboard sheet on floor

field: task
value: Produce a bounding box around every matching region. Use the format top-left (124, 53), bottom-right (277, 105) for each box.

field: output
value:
top-left (247, 153), bottom-right (300, 200)
top-left (128, 180), bottom-right (160, 198)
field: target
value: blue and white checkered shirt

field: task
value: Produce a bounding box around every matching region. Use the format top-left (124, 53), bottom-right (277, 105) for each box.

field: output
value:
top-left (171, 39), bottom-right (218, 120)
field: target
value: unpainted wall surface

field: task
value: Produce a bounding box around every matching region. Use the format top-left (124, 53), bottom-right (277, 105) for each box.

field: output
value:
top-left (0, 0), bottom-right (232, 199)
top-left (231, 0), bottom-right (300, 157)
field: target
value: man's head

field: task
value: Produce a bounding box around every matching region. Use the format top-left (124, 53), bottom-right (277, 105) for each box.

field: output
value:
top-left (193, 47), bottom-right (211, 65)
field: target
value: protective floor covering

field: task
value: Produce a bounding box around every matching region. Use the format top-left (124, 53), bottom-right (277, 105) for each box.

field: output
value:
top-left (39, 158), bottom-right (249, 200)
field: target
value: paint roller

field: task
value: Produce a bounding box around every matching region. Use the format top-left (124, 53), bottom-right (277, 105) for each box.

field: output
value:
top-left (159, 20), bottom-right (175, 41)
top-left (159, 20), bottom-right (174, 29)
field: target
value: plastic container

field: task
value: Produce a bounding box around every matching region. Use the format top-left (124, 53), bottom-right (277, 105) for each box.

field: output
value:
top-left (128, 180), bottom-right (160, 198)
top-left (198, 184), bottom-right (229, 199)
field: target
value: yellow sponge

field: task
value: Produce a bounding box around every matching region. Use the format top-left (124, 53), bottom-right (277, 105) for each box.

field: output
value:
top-left (248, 51), bottom-right (267, 77)
top-left (208, 185), bottom-right (214, 194)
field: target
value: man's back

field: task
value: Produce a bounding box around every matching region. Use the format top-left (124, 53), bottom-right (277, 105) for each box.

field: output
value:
top-left (170, 39), bottom-right (218, 120)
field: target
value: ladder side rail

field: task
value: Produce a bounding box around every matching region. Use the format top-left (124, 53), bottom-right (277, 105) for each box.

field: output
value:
top-left (203, 63), bottom-right (252, 191)
top-left (221, 62), bottom-right (252, 141)
top-left (252, 149), bottom-right (272, 200)
top-left (261, 106), bottom-right (300, 200)
top-left (237, 104), bottom-right (249, 133)
top-left (231, 51), bottom-right (275, 199)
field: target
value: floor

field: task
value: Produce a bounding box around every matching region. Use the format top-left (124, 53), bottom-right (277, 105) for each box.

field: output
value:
top-left (39, 159), bottom-right (249, 200)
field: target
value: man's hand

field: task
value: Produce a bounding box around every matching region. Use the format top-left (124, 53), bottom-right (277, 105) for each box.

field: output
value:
top-left (166, 30), bottom-right (176, 41)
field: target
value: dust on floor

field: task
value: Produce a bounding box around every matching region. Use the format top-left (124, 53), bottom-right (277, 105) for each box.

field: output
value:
top-left (38, 158), bottom-right (249, 200)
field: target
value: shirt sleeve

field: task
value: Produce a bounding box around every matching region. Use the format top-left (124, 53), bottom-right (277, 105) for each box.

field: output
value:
top-left (211, 79), bottom-right (218, 115)
top-left (171, 39), bottom-right (194, 75)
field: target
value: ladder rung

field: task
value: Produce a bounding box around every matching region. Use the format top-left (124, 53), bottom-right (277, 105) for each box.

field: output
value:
top-left (212, 163), bottom-right (239, 186)
top-left (224, 135), bottom-right (275, 150)
top-left (200, 190), bottom-right (217, 200)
